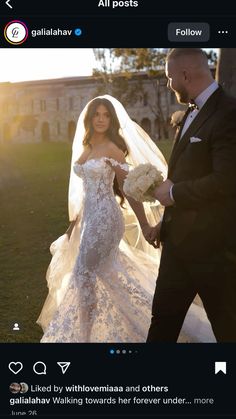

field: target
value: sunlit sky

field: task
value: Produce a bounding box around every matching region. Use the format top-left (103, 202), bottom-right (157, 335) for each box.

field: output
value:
top-left (0, 48), bottom-right (217, 84)
top-left (0, 49), bottom-right (96, 83)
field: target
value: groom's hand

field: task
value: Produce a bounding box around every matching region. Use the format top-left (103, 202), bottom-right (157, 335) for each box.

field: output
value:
top-left (141, 224), bottom-right (159, 248)
top-left (154, 179), bottom-right (174, 207)
top-left (149, 222), bottom-right (161, 248)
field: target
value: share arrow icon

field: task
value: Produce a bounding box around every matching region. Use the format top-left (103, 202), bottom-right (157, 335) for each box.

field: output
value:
top-left (57, 362), bottom-right (71, 374)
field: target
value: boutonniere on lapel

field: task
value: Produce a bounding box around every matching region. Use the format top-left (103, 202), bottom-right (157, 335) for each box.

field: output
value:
top-left (170, 111), bottom-right (186, 128)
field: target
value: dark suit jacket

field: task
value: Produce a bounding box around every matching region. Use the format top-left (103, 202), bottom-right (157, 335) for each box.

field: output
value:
top-left (161, 86), bottom-right (236, 260)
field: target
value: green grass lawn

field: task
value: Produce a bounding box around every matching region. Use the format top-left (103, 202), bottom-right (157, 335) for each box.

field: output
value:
top-left (157, 139), bottom-right (173, 163)
top-left (0, 139), bottom-right (172, 342)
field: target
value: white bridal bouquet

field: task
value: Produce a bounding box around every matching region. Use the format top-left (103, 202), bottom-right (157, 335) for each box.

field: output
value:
top-left (123, 163), bottom-right (164, 203)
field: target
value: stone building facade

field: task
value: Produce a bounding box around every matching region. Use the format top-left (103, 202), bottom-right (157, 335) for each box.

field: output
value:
top-left (0, 74), bottom-right (181, 144)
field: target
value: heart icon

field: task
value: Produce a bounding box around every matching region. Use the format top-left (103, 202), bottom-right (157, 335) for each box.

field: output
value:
top-left (8, 362), bottom-right (23, 375)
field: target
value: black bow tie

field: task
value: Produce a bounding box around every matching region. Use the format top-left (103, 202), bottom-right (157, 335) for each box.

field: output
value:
top-left (188, 100), bottom-right (199, 112)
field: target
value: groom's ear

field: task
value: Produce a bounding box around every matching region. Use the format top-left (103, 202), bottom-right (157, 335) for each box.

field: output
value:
top-left (183, 69), bottom-right (192, 86)
top-left (183, 70), bottom-right (188, 81)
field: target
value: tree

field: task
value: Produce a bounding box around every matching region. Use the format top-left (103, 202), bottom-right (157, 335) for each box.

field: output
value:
top-left (93, 48), bottom-right (171, 139)
top-left (93, 48), bottom-right (143, 104)
top-left (216, 49), bottom-right (236, 97)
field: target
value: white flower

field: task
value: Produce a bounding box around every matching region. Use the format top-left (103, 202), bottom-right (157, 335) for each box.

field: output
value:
top-left (171, 110), bottom-right (185, 127)
top-left (123, 163), bottom-right (164, 203)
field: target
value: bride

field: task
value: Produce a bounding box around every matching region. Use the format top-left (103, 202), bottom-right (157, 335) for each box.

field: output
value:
top-left (37, 95), bottom-right (216, 343)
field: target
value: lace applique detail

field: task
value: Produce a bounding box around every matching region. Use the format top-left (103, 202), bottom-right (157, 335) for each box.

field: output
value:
top-left (39, 158), bottom-right (216, 343)
top-left (40, 158), bottom-right (152, 342)
top-left (104, 157), bottom-right (129, 172)
top-left (73, 157), bottom-right (129, 173)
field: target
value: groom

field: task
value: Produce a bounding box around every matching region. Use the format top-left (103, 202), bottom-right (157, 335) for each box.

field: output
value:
top-left (147, 48), bottom-right (236, 342)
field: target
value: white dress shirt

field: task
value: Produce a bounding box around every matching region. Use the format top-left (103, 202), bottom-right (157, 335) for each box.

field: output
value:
top-left (180, 81), bottom-right (219, 139)
top-left (169, 81), bottom-right (219, 202)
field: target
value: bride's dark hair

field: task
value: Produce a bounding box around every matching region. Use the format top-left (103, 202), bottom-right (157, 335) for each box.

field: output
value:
top-left (83, 98), bottom-right (129, 207)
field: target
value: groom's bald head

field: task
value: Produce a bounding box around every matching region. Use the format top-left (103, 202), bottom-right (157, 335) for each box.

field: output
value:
top-left (165, 48), bottom-right (214, 104)
top-left (167, 48), bottom-right (209, 66)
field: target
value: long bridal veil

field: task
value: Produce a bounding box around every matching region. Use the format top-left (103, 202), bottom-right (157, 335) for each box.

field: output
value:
top-left (68, 94), bottom-right (168, 252)
top-left (37, 95), bottom-right (167, 332)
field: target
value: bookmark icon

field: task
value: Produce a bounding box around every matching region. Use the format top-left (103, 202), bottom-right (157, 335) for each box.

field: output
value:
top-left (215, 362), bottom-right (227, 375)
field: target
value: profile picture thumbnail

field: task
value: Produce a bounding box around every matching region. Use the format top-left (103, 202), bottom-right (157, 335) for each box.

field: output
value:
top-left (9, 382), bottom-right (29, 394)
top-left (9, 383), bottom-right (21, 394)
top-left (20, 382), bottom-right (29, 393)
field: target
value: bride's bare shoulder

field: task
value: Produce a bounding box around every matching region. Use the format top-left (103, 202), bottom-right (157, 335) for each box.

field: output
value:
top-left (107, 142), bottom-right (126, 163)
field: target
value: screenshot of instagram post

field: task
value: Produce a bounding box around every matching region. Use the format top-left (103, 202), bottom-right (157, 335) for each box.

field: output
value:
top-left (0, 1), bottom-right (236, 418)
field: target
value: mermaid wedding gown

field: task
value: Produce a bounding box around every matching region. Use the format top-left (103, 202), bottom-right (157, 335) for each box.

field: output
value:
top-left (37, 157), bottom-right (216, 343)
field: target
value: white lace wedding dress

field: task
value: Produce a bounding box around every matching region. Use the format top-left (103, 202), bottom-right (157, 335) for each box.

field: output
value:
top-left (37, 157), bottom-right (216, 343)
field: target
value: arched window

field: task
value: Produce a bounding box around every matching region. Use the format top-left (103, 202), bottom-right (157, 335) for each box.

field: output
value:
top-left (41, 122), bottom-right (50, 142)
top-left (143, 93), bottom-right (148, 106)
top-left (40, 100), bottom-right (47, 112)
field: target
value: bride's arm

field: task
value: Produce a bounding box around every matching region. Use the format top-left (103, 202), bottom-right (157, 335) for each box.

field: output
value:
top-left (107, 145), bottom-right (157, 246)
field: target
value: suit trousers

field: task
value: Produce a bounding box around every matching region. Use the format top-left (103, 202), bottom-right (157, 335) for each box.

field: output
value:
top-left (146, 240), bottom-right (236, 342)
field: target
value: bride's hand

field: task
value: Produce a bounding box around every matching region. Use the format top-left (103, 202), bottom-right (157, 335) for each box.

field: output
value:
top-left (149, 222), bottom-right (162, 248)
top-left (141, 223), bottom-right (159, 248)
